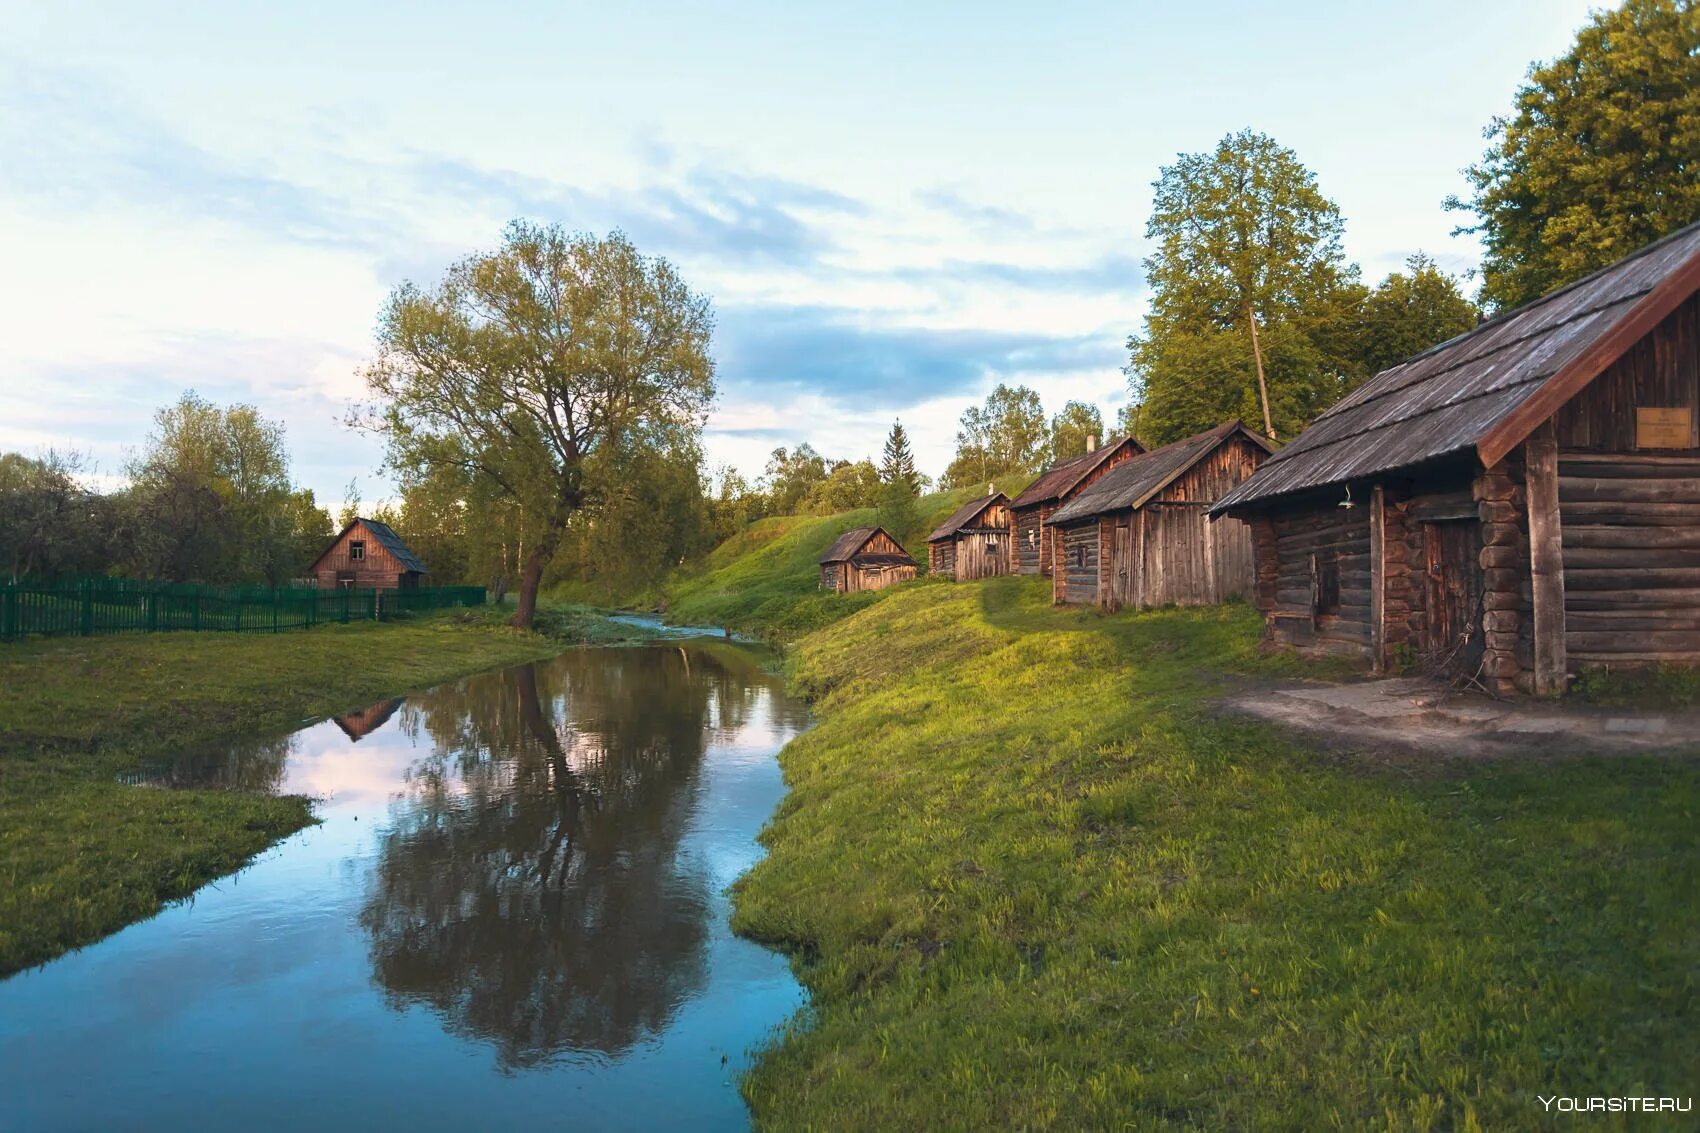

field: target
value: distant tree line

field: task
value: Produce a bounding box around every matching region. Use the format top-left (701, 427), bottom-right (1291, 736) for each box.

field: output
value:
top-left (0, 392), bottom-right (333, 585)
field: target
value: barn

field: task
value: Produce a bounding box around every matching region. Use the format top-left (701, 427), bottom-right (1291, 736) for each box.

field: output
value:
top-left (1008, 436), bottom-right (1143, 576)
top-left (1049, 422), bottom-right (1275, 609)
top-left (308, 517), bottom-right (428, 591)
top-left (927, 491), bottom-right (1013, 580)
top-left (1212, 221), bottom-right (1700, 695)
top-left (818, 526), bottom-right (917, 593)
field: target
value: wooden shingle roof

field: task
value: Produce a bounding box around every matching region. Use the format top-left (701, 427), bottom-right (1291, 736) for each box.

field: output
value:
top-left (1008, 437), bottom-right (1141, 509)
top-left (1050, 422), bottom-right (1272, 525)
top-left (818, 526), bottom-right (910, 564)
top-left (927, 492), bottom-right (1010, 543)
top-left (1213, 220), bottom-right (1700, 514)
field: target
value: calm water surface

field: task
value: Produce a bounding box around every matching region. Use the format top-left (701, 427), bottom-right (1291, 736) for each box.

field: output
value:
top-left (0, 642), bottom-right (811, 1131)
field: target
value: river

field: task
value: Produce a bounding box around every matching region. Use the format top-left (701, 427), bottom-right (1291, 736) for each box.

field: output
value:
top-left (0, 640), bottom-right (810, 1130)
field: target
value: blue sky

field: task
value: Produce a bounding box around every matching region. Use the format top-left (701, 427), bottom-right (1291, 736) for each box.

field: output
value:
top-left (0, 0), bottom-right (1596, 503)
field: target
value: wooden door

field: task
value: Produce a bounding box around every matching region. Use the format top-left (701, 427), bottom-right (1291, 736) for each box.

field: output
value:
top-left (1112, 518), bottom-right (1134, 608)
top-left (1421, 520), bottom-right (1484, 673)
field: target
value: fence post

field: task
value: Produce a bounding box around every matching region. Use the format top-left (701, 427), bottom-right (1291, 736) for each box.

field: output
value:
top-left (341, 588), bottom-right (350, 624)
top-left (192, 592), bottom-right (201, 631)
top-left (272, 588), bottom-right (280, 633)
top-left (2, 584), bottom-right (14, 642)
top-left (81, 579), bottom-right (94, 637)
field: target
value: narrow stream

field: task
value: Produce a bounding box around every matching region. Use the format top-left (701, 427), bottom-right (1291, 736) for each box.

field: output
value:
top-left (0, 641), bottom-right (810, 1130)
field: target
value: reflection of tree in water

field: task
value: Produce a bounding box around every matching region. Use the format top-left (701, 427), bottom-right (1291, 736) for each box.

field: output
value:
top-left (121, 734), bottom-right (295, 793)
top-left (360, 644), bottom-right (779, 1070)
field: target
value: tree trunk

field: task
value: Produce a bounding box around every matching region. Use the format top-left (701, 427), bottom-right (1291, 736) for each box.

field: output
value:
top-left (510, 510), bottom-right (567, 629)
top-left (1245, 304), bottom-right (1275, 440)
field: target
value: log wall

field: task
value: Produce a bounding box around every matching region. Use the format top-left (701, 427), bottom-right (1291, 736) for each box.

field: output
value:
top-left (312, 524), bottom-right (416, 590)
top-left (1056, 523), bottom-right (1100, 604)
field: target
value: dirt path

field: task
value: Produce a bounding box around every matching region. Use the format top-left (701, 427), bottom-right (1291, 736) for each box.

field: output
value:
top-left (1223, 676), bottom-right (1700, 758)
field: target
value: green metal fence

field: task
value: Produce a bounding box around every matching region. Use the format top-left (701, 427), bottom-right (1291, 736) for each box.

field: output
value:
top-left (0, 577), bottom-right (487, 642)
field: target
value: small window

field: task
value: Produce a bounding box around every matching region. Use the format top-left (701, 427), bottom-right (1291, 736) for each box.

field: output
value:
top-left (349, 540), bottom-right (366, 562)
top-left (1073, 545), bottom-right (1087, 569)
top-left (1312, 552), bottom-right (1340, 617)
top-left (1027, 528), bottom-right (1037, 546)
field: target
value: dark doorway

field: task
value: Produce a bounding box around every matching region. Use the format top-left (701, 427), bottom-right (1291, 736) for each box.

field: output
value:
top-left (1421, 520), bottom-right (1484, 675)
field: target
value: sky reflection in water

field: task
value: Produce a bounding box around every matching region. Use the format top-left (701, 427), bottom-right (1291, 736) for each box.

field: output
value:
top-left (0, 642), bottom-right (810, 1131)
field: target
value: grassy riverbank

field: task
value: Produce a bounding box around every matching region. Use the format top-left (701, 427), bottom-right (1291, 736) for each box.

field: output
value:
top-left (734, 576), bottom-right (1699, 1128)
top-left (0, 612), bottom-right (586, 975)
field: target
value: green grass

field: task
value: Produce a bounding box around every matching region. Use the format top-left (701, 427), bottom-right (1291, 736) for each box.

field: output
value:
top-left (0, 613), bottom-right (568, 975)
top-left (662, 481), bottom-right (1036, 641)
top-left (733, 576), bottom-right (1700, 1129)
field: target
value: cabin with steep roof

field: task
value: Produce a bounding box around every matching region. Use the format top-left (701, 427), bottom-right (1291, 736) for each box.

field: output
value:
top-left (926, 491), bottom-right (1013, 580)
top-left (308, 517), bottom-right (429, 591)
top-left (1049, 422), bottom-right (1274, 609)
top-left (818, 526), bottom-right (917, 593)
top-left (1213, 221), bottom-right (1700, 695)
top-left (1008, 436), bottom-right (1143, 576)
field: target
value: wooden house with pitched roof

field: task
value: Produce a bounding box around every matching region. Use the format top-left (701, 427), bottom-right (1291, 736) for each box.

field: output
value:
top-left (1049, 422), bottom-right (1274, 609)
top-left (308, 517), bottom-right (429, 591)
top-left (1213, 221), bottom-right (1700, 695)
top-left (926, 491), bottom-right (1013, 580)
top-left (1008, 436), bottom-right (1143, 576)
top-left (818, 526), bottom-right (916, 593)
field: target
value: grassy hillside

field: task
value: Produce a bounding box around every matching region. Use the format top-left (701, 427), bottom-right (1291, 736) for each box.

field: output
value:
top-left (663, 479), bottom-right (1036, 640)
top-left (734, 577), bottom-right (1699, 1128)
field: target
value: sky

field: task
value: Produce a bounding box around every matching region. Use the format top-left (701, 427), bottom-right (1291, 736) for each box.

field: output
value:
top-left (0, 0), bottom-right (1600, 504)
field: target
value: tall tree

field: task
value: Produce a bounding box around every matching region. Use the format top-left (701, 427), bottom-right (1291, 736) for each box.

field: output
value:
top-left (1354, 254), bottom-right (1480, 376)
top-left (361, 222), bottom-right (716, 627)
top-left (879, 419), bottom-right (921, 493)
top-left (761, 444), bottom-right (832, 514)
top-left (1048, 401), bottom-right (1104, 462)
top-left (1127, 130), bottom-right (1361, 444)
top-left (944, 383), bottom-right (1047, 487)
top-left (1448, 0), bottom-right (1700, 311)
top-left (0, 451), bottom-right (112, 580)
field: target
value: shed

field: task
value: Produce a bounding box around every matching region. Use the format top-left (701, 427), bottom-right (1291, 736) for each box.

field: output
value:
top-left (1008, 437), bottom-right (1142, 576)
top-left (308, 517), bottom-right (428, 591)
top-left (1049, 422), bottom-right (1275, 609)
top-left (818, 526), bottom-right (917, 593)
top-left (1213, 220), bottom-right (1700, 695)
top-left (926, 491), bottom-right (1013, 580)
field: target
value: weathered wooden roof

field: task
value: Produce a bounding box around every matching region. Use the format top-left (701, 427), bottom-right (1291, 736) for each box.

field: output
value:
top-left (1213, 219), bottom-right (1700, 514)
top-left (307, 516), bottom-right (429, 574)
top-left (1008, 437), bottom-right (1141, 510)
top-left (361, 518), bottom-right (429, 573)
top-left (819, 525), bottom-right (910, 564)
top-left (927, 492), bottom-right (1011, 543)
top-left (1050, 422), bottom-right (1272, 525)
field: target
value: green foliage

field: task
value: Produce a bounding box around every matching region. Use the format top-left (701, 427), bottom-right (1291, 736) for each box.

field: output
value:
top-left (800, 459), bottom-right (883, 515)
top-left (1355, 253), bottom-right (1480, 375)
top-left (1047, 400), bottom-right (1104, 462)
top-left (1128, 130), bottom-right (1363, 444)
top-left (944, 383), bottom-right (1048, 488)
top-left (0, 451), bottom-right (114, 580)
top-left (0, 616), bottom-right (561, 975)
top-left (879, 419), bottom-right (922, 494)
top-left (121, 392), bottom-right (331, 583)
top-left (735, 578), bottom-right (1700, 1128)
top-left (1449, 0), bottom-right (1700, 311)
top-left (761, 444), bottom-right (832, 515)
top-left (360, 221), bottom-right (716, 624)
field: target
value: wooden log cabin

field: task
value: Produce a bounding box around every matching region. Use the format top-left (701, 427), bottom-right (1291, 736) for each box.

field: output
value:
top-left (1008, 436), bottom-right (1142, 576)
top-left (926, 491), bottom-right (1013, 580)
top-left (1049, 422), bottom-right (1275, 609)
top-left (308, 517), bottom-right (428, 590)
top-left (1212, 220), bottom-right (1700, 695)
top-left (818, 526), bottom-right (917, 593)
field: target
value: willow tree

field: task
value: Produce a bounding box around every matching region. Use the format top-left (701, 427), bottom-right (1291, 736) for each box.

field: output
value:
top-left (362, 222), bottom-right (716, 627)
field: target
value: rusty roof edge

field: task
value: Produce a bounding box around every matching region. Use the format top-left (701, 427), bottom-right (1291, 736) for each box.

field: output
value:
top-left (1008, 436), bottom-right (1139, 507)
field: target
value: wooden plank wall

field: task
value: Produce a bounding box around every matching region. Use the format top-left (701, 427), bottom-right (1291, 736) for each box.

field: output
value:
top-left (313, 524), bottom-right (410, 590)
top-left (953, 532), bottom-right (1010, 579)
top-left (1267, 503), bottom-right (1373, 655)
top-left (1555, 292), bottom-right (1700, 451)
top-left (846, 563), bottom-right (916, 592)
top-left (819, 563), bottom-right (842, 591)
top-left (1559, 452), bottom-right (1700, 664)
top-left (1058, 524), bottom-right (1099, 603)
top-left (1016, 509), bottom-right (1044, 574)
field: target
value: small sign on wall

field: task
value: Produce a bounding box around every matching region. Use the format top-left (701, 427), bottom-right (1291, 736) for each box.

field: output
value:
top-left (1636, 407), bottom-right (1693, 449)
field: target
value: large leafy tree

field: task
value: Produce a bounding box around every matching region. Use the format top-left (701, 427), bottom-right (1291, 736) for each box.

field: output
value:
top-left (361, 222), bottom-right (716, 627)
top-left (1355, 254), bottom-right (1480, 376)
top-left (123, 392), bottom-right (329, 583)
top-left (1448, 0), bottom-right (1700, 311)
top-left (944, 383), bottom-right (1047, 487)
top-left (1127, 130), bottom-right (1361, 444)
top-left (761, 444), bottom-right (832, 514)
top-left (1048, 401), bottom-right (1105, 462)
top-left (0, 451), bottom-right (113, 580)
